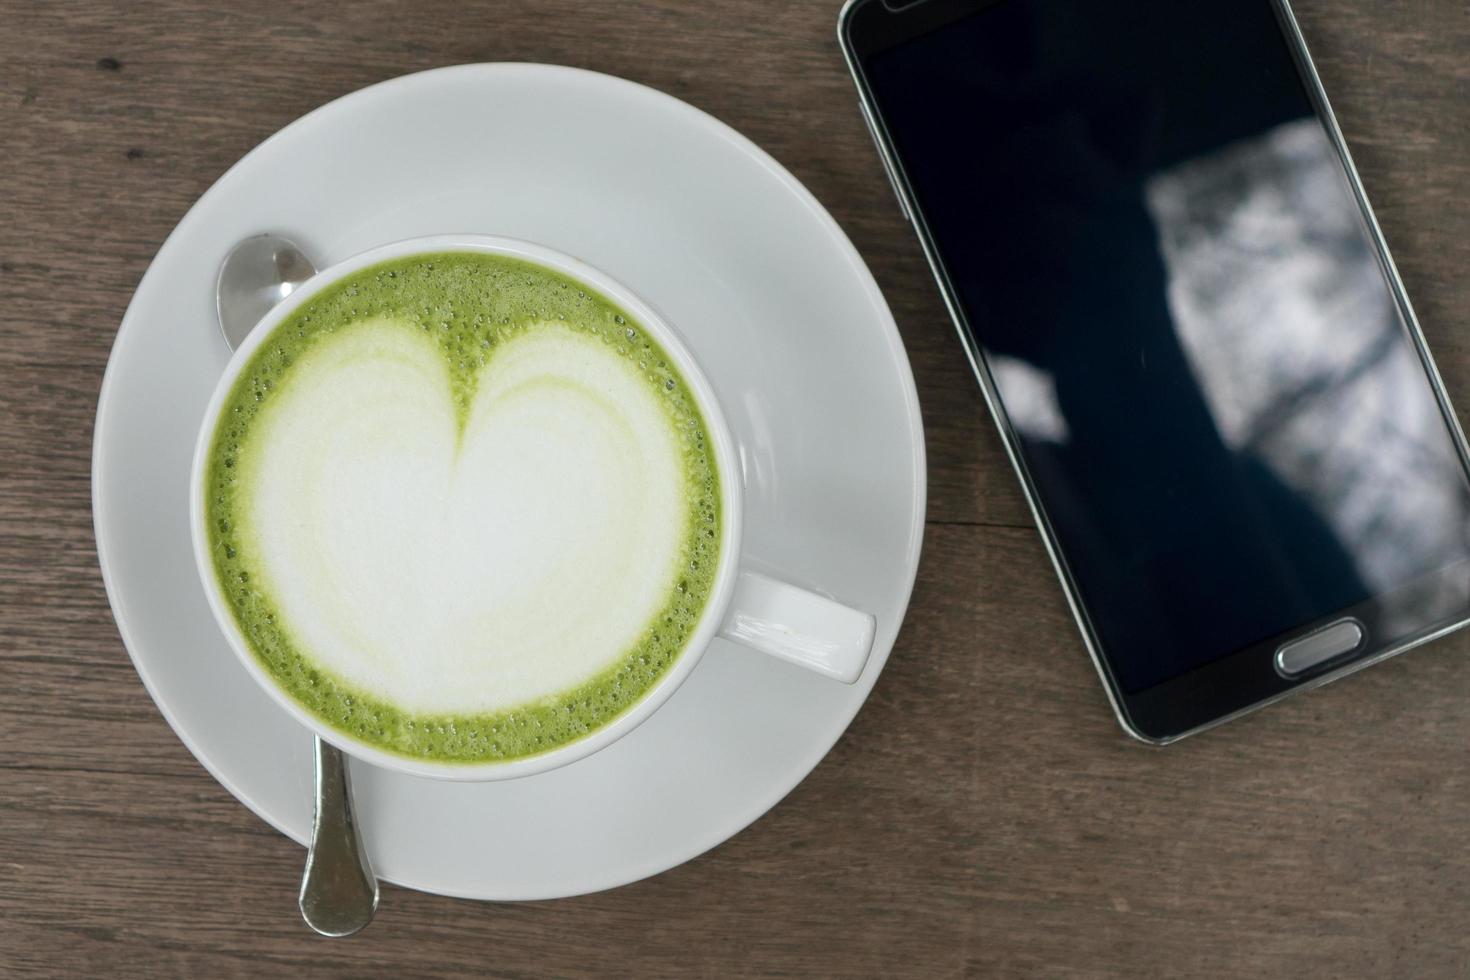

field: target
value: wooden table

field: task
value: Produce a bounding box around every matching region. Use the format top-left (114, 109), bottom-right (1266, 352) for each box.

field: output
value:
top-left (3, 0), bottom-right (1467, 975)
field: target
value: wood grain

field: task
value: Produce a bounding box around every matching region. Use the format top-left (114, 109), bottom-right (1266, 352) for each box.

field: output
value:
top-left (2, 0), bottom-right (1468, 976)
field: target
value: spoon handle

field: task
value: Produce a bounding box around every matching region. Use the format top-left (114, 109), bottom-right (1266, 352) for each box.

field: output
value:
top-left (299, 736), bottom-right (378, 936)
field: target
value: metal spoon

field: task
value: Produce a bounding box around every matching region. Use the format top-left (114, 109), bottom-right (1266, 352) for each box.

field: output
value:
top-left (216, 233), bottom-right (379, 937)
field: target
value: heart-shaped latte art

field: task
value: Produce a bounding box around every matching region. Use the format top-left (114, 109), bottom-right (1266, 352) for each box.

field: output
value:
top-left (236, 317), bottom-right (690, 716)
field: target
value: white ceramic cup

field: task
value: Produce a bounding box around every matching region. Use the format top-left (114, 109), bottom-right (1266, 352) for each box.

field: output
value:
top-left (191, 234), bottom-right (876, 781)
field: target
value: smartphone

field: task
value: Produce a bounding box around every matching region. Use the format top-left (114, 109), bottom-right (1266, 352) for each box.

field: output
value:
top-left (840, 0), bottom-right (1470, 742)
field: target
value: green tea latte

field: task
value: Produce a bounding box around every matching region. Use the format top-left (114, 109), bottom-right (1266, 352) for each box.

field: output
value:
top-left (203, 252), bottom-right (722, 763)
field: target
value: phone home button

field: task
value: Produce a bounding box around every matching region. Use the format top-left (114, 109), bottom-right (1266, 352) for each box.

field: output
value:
top-left (1275, 619), bottom-right (1364, 678)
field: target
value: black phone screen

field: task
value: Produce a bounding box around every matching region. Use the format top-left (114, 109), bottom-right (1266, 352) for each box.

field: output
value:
top-left (860, 0), bottom-right (1470, 694)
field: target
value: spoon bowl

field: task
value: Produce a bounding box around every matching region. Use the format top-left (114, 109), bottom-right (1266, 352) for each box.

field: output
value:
top-left (216, 234), bottom-right (316, 350)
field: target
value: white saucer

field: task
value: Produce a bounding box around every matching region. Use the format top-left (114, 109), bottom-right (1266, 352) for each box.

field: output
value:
top-left (93, 64), bottom-right (925, 900)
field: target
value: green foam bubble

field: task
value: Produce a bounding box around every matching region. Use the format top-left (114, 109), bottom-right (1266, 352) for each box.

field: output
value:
top-left (204, 251), bottom-right (723, 764)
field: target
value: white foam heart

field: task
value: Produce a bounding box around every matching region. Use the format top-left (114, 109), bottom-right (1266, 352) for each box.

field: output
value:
top-left (238, 318), bottom-right (688, 715)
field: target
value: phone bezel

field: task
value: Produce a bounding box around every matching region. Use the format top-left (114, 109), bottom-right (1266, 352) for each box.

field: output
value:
top-left (839, 0), bottom-right (1470, 742)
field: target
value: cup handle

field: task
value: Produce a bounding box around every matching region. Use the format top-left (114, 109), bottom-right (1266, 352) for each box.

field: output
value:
top-left (717, 571), bottom-right (876, 683)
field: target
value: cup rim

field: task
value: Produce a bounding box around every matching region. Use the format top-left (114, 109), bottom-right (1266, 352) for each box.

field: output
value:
top-left (189, 234), bottom-right (745, 781)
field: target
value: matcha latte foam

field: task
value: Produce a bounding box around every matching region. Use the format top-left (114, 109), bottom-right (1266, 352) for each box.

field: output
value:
top-left (203, 251), bottom-right (722, 764)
